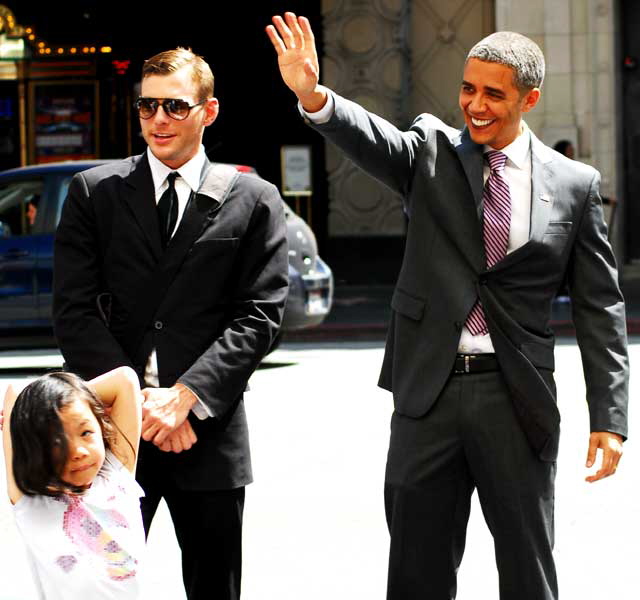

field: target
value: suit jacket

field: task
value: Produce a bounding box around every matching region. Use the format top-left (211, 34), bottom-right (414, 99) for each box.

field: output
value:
top-left (310, 91), bottom-right (628, 461)
top-left (53, 153), bottom-right (289, 489)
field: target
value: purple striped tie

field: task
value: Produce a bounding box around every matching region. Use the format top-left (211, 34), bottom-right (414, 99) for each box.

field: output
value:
top-left (465, 151), bottom-right (511, 336)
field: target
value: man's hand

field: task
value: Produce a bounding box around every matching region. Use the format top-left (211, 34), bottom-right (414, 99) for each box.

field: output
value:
top-left (141, 384), bottom-right (198, 447)
top-left (266, 12), bottom-right (327, 111)
top-left (585, 431), bottom-right (623, 483)
top-left (158, 419), bottom-right (198, 454)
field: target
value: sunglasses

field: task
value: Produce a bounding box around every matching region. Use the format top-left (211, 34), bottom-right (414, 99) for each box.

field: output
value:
top-left (134, 97), bottom-right (206, 121)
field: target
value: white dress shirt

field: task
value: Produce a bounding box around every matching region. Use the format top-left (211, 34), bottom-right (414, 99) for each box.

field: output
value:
top-left (144, 145), bottom-right (212, 419)
top-left (301, 92), bottom-right (533, 355)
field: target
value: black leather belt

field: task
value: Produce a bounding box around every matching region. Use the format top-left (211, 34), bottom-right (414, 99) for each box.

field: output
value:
top-left (452, 353), bottom-right (500, 375)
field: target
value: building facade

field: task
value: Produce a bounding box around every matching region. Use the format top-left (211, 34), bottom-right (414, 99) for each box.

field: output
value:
top-left (320, 0), bottom-right (628, 272)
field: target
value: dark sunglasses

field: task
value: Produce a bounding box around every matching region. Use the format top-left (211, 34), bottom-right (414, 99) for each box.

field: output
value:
top-left (134, 97), bottom-right (206, 121)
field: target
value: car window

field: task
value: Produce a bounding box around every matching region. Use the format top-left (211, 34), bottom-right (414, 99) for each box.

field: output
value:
top-left (0, 178), bottom-right (44, 237)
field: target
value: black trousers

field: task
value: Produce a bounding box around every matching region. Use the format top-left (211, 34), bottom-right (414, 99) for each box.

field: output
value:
top-left (384, 371), bottom-right (557, 600)
top-left (141, 482), bottom-right (245, 600)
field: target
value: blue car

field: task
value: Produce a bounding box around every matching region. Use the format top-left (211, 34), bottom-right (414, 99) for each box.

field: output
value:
top-left (0, 160), bottom-right (333, 348)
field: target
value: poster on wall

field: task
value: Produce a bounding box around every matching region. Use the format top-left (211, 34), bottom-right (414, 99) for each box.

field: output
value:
top-left (29, 81), bottom-right (98, 164)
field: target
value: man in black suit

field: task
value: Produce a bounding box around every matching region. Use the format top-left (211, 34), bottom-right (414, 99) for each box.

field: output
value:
top-left (53, 48), bottom-right (289, 600)
top-left (267, 13), bottom-right (628, 600)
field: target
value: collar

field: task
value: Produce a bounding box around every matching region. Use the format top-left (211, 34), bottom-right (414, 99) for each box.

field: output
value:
top-left (146, 145), bottom-right (207, 194)
top-left (484, 121), bottom-right (531, 170)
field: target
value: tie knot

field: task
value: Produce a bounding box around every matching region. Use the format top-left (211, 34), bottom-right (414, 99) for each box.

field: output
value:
top-left (166, 171), bottom-right (179, 187)
top-left (486, 151), bottom-right (507, 172)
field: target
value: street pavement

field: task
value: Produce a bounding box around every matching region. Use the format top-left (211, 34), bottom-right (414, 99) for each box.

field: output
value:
top-left (0, 340), bottom-right (638, 599)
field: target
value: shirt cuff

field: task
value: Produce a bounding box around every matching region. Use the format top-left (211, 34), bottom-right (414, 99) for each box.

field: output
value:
top-left (297, 87), bottom-right (334, 124)
top-left (180, 383), bottom-right (215, 420)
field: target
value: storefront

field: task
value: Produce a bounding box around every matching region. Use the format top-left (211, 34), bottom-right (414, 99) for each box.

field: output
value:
top-left (0, 4), bottom-right (134, 169)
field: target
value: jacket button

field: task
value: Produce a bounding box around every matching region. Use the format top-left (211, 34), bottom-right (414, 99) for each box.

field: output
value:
top-left (479, 276), bottom-right (488, 285)
top-left (154, 320), bottom-right (163, 330)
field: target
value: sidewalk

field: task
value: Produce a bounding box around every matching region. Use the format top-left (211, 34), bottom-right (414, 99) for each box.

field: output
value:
top-left (285, 264), bottom-right (640, 343)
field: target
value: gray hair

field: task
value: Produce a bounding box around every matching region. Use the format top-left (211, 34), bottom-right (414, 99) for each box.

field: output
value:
top-left (467, 31), bottom-right (545, 91)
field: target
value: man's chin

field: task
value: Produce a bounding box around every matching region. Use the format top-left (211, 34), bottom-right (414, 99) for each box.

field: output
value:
top-left (467, 126), bottom-right (492, 146)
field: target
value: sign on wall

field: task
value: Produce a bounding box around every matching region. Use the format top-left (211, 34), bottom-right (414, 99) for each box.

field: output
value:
top-left (281, 145), bottom-right (312, 196)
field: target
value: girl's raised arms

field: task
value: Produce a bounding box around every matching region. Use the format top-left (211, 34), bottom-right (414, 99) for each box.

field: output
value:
top-left (88, 367), bottom-right (142, 474)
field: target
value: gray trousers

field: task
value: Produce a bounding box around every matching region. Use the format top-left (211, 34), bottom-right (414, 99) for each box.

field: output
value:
top-left (384, 371), bottom-right (557, 600)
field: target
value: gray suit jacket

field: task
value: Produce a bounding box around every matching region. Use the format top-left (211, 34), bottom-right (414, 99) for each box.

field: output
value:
top-left (310, 91), bottom-right (628, 461)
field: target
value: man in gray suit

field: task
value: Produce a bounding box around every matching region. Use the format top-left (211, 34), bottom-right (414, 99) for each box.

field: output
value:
top-left (267, 12), bottom-right (628, 600)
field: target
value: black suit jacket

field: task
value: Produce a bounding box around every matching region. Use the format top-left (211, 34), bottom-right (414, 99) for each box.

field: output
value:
top-left (53, 153), bottom-right (289, 489)
top-left (310, 92), bottom-right (629, 460)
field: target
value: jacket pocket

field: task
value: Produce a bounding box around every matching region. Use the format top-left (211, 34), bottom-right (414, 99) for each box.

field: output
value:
top-left (190, 237), bottom-right (240, 258)
top-left (544, 221), bottom-right (572, 235)
top-left (391, 288), bottom-right (427, 321)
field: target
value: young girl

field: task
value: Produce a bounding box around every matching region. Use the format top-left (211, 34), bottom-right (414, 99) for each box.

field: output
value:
top-left (2, 367), bottom-right (144, 599)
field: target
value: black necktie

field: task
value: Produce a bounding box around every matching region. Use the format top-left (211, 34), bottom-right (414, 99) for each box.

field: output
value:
top-left (157, 171), bottom-right (179, 248)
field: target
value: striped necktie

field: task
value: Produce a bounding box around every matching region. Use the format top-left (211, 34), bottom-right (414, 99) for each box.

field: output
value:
top-left (465, 150), bottom-right (511, 336)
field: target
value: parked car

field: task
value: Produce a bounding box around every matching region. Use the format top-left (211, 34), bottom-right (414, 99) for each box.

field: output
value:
top-left (0, 160), bottom-right (333, 348)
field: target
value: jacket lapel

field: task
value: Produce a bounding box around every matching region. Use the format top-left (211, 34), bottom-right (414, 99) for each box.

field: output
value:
top-left (456, 129), bottom-right (484, 219)
top-left (160, 160), bottom-right (238, 267)
top-left (528, 132), bottom-right (555, 243)
top-left (123, 153), bottom-right (163, 261)
top-left (453, 129), bottom-right (486, 270)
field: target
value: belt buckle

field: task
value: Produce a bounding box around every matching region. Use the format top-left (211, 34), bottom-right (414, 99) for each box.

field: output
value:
top-left (465, 354), bottom-right (477, 373)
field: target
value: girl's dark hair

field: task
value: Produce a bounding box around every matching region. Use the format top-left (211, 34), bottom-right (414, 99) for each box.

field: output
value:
top-left (10, 372), bottom-right (116, 497)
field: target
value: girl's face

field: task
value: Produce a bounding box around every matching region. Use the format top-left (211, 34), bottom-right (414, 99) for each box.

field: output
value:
top-left (58, 397), bottom-right (106, 490)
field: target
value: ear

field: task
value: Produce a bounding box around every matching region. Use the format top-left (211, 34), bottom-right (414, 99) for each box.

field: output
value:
top-left (521, 87), bottom-right (541, 113)
top-left (203, 98), bottom-right (219, 127)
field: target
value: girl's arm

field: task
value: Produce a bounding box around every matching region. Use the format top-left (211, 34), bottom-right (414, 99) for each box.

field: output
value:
top-left (3, 385), bottom-right (23, 504)
top-left (88, 367), bottom-right (142, 474)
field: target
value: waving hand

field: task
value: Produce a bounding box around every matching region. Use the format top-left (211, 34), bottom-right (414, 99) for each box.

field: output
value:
top-left (266, 13), bottom-right (327, 112)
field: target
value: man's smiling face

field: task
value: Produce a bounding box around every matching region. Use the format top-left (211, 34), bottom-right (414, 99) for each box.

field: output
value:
top-left (139, 65), bottom-right (218, 169)
top-left (458, 58), bottom-right (540, 150)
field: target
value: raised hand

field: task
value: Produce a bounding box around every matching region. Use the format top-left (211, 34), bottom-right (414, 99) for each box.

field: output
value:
top-left (266, 12), bottom-right (327, 112)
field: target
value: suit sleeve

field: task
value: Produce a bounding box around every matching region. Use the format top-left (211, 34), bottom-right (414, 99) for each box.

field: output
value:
top-left (177, 181), bottom-right (289, 418)
top-left (307, 90), bottom-right (429, 198)
top-left (568, 171), bottom-right (629, 438)
top-left (53, 173), bottom-right (133, 379)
